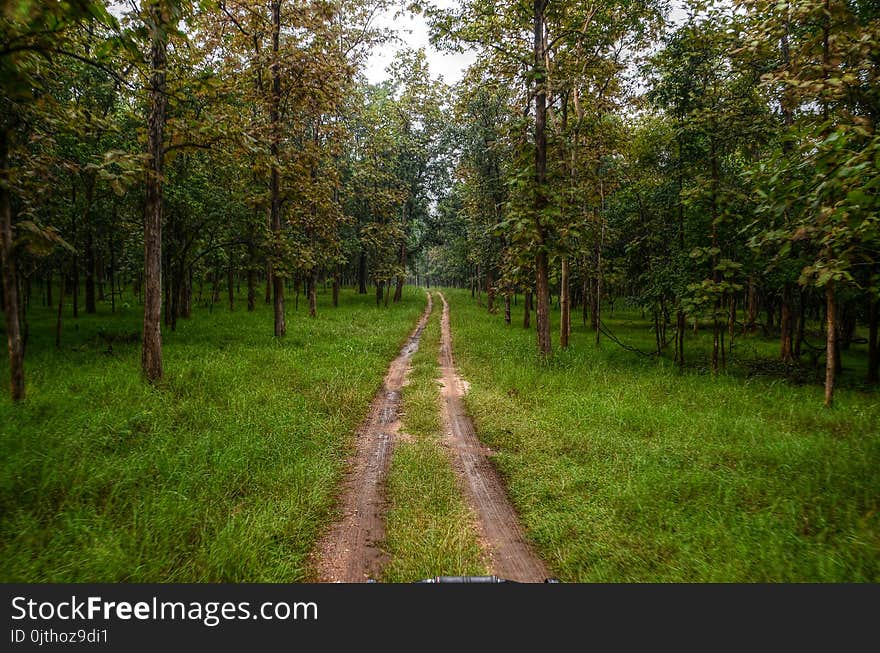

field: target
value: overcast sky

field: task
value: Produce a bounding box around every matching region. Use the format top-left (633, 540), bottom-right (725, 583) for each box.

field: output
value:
top-left (363, 0), bottom-right (476, 85)
top-left (363, 0), bottom-right (690, 86)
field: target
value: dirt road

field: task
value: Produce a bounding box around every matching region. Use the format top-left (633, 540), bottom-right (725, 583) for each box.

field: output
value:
top-left (437, 292), bottom-right (549, 582)
top-left (316, 292), bottom-right (433, 582)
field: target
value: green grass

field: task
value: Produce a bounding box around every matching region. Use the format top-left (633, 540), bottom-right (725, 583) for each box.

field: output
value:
top-left (443, 288), bottom-right (880, 582)
top-left (381, 292), bottom-right (487, 582)
top-left (0, 286), bottom-right (424, 581)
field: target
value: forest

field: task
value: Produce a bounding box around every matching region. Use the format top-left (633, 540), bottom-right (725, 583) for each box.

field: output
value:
top-left (1, 0), bottom-right (878, 583)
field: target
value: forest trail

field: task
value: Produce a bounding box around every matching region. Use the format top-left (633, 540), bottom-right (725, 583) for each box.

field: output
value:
top-left (315, 292), bottom-right (433, 582)
top-left (437, 292), bottom-right (550, 582)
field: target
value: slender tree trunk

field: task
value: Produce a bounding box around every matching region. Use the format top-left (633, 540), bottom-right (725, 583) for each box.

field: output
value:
top-left (824, 282), bottom-right (836, 407)
top-left (227, 259), bottom-right (234, 311)
top-left (358, 250), bottom-right (367, 294)
top-left (794, 288), bottom-right (806, 359)
top-left (332, 265), bottom-right (339, 307)
top-left (84, 218), bottom-right (96, 314)
top-left (109, 228), bottom-right (116, 314)
top-left (46, 269), bottom-right (53, 309)
top-left (55, 264), bottom-right (66, 349)
top-left (247, 267), bottom-right (256, 312)
top-left (72, 254), bottom-right (79, 318)
top-left (211, 259), bottom-right (221, 305)
top-left (524, 289), bottom-right (532, 329)
top-left (677, 309), bottom-right (686, 369)
top-left (141, 3), bottom-right (167, 383)
top-left (308, 269), bottom-right (317, 318)
top-left (375, 281), bottom-right (382, 307)
top-left (487, 267), bottom-right (497, 313)
top-left (167, 257), bottom-right (175, 329)
top-left (184, 269), bottom-right (193, 317)
top-left (710, 136), bottom-right (720, 375)
top-left (582, 274), bottom-right (589, 326)
top-left (868, 292), bottom-right (878, 384)
top-left (504, 291), bottom-right (511, 325)
top-left (745, 277), bottom-right (758, 334)
top-left (265, 265), bottom-right (272, 304)
top-left (560, 257), bottom-right (570, 348)
top-left (394, 240), bottom-right (405, 303)
top-left (97, 249), bottom-right (104, 302)
top-left (269, 0), bottom-right (285, 336)
top-left (1, 128), bottom-right (25, 400)
top-left (780, 281), bottom-right (794, 362)
top-left (533, 0), bottom-right (551, 357)
top-left (535, 252), bottom-right (551, 354)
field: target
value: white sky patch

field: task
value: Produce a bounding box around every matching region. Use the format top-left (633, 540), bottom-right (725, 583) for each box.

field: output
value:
top-left (363, 0), bottom-right (476, 85)
top-left (364, 0), bottom-right (691, 86)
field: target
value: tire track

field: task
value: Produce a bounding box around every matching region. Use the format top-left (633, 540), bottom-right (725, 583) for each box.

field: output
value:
top-left (315, 292), bottom-right (433, 582)
top-left (437, 292), bottom-right (549, 582)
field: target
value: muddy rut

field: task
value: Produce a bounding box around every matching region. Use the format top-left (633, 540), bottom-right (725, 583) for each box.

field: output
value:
top-left (316, 292), bottom-right (433, 582)
top-left (437, 292), bottom-right (550, 582)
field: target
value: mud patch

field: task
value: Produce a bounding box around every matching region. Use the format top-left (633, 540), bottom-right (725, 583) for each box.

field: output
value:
top-left (436, 292), bottom-right (550, 582)
top-left (315, 293), bottom-right (433, 582)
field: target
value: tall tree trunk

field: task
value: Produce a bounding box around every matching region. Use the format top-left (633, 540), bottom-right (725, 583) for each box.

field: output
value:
top-left (247, 267), bottom-right (256, 312)
top-left (824, 282), bottom-right (836, 408)
top-left (269, 0), bottom-right (286, 336)
top-left (109, 228), bottom-right (116, 314)
top-left (745, 277), bottom-right (758, 334)
top-left (46, 269), bottom-right (53, 309)
top-left (394, 239), bottom-right (405, 303)
top-left (55, 264), bottom-right (66, 349)
top-left (794, 288), bottom-right (806, 359)
top-left (308, 269), bottom-right (317, 318)
top-left (533, 0), bottom-right (551, 357)
top-left (96, 249), bottom-right (104, 301)
top-left (265, 264), bottom-right (272, 304)
top-left (676, 309), bottom-right (686, 369)
top-left (868, 291), bottom-right (878, 384)
top-left (560, 257), bottom-right (570, 348)
top-left (1, 128), bottom-right (25, 400)
top-left (183, 268), bottom-right (192, 318)
top-left (212, 259), bottom-right (221, 305)
top-left (728, 293), bottom-right (736, 340)
top-left (167, 256), bottom-right (175, 329)
top-left (710, 136), bottom-right (720, 375)
top-left (476, 264), bottom-right (482, 307)
top-left (486, 267), bottom-right (496, 313)
top-left (227, 258), bottom-right (234, 311)
top-left (504, 291), bottom-right (511, 325)
top-left (358, 250), bottom-right (367, 294)
top-left (780, 282), bottom-right (794, 362)
top-left (141, 2), bottom-right (167, 383)
top-left (332, 265), bottom-right (339, 308)
top-left (375, 281), bottom-right (382, 307)
top-left (581, 274), bottom-right (589, 326)
top-left (84, 220), bottom-right (96, 314)
top-left (523, 289), bottom-right (532, 329)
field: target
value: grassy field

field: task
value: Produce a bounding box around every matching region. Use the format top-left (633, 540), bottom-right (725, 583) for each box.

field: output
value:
top-left (381, 293), bottom-right (487, 582)
top-left (0, 286), bottom-right (424, 581)
top-left (444, 288), bottom-right (880, 582)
